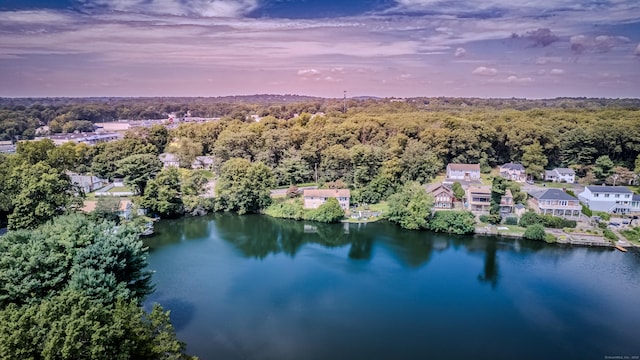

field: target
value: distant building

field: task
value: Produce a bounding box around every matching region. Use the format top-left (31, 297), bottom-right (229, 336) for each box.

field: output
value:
top-left (499, 163), bottom-right (526, 182)
top-left (192, 156), bottom-right (215, 170)
top-left (35, 132), bottom-right (120, 146)
top-left (303, 189), bottom-right (350, 211)
top-left (544, 168), bottom-right (576, 183)
top-left (68, 172), bottom-right (106, 194)
top-left (159, 153), bottom-right (180, 168)
top-left (631, 194), bottom-right (640, 214)
top-left (528, 188), bottom-right (581, 219)
top-left (446, 163), bottom-right (481, 181)
top-left (0, 140), bottom-right (15, 154)
top-left (578, 186), bottom-right (633, 214)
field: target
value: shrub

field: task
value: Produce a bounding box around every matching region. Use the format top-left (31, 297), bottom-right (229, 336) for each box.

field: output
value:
top-left (544, 233), bottom-right (557, 243)
top-left (505, 217), bottom-right (518, 225)
top-left (479, 215), bottom-right (490, 223)
top-left (286, 185), bottom-right (299, 198)
top-left (519, 211), bottom-right (541, 227)
top-left (603, 228), bottom-right (618, 241)
top-left (593, 211), bottom-right (611, 221)
top-left (264, 199), bottom-right (304, 220)
top-left (523, 224), bottom-right (546, 241)
top-left (306, 198), bottom-right (345, 223)
top-left (429, 211), bottom-right (476, 235)
top-left (581, 204), bottom-right (592, 217)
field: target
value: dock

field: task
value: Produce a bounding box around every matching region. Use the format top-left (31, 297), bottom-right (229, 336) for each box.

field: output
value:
top-left (615, 245), bottom-right (627, 252)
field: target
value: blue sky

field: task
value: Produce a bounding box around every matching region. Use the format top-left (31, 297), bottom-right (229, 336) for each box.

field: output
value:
top-left (0, 0), bottom-right (639, 98)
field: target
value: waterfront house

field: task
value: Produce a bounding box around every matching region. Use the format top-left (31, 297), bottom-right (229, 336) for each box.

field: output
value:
top-left (544, 168), bottom-right (576, 183)
top-left (446, 163), bottom-right (481, 181)
top-left (500, 189), bottom-right (514, 215)
top-left (426, 183), bottom-right (455, 210)
top-left (466, 186), bottom-right (491, 214)
top-left (499, 163), bottom-right (526, 182)
top-left (528, 188), bottom-right (582, 219)
top-left (159, 153), bottom-right (180, 168)
top-left (631, 194), bottom-right (640, 214)
top-left (578, 186), bottom-right (633, 214)
top-left (303, 189), bottom-right (350, 211)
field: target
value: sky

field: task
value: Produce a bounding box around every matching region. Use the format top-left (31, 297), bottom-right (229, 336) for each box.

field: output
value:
top-left (0, 0), bottom-right (639, 98)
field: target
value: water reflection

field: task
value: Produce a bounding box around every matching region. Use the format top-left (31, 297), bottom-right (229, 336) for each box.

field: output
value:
top-left (478, 238), bottom-right (499, 288)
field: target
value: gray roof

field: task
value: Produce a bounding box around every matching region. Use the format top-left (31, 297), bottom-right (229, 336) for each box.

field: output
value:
top-left (545, 170), bottom-right (556, 176)
top-left (515, 204), bottom-right (526, 210)
top-left (555, 167), bottom-right (575, 175)
top-left (159, 153), bottom-right (178, 162)
top-left (633, 194), bottom-right (640, 202)
top-left (529, 188), bottom-right (578, 201)
top-left (586, 186), bottom-right (633, 194)
top-left (500, 163), bottom-right (525, 171)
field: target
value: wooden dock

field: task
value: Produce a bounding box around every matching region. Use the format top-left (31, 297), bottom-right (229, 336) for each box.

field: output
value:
top-left (615, 245), bottom-right (627, 252)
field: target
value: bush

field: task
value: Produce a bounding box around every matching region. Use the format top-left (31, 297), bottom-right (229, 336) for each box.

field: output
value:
top-left (523, 224), bottom-right (546, 241)
top-left (519, 211), bottom-right (541, 227)
top-left (306, 198), bottom-right (345, 223)
top-left (603, 228), bottom-right (618, 241)
top-left (593, 211), bottom-right (611, 221)
top-left (581, 204), bottom-right (592, 217)
top-left (429, 211), bottom-right (476, 235)
top-left (505, 217), bottom-right (518, 225)
top-left (519, 211), bottom-right (576, 229)
top-left (286, 185), bottom-right (299, 198)
top-left (479, 215), bottom-right (490, 223)
top-left (264, 199), bottom-right (304, 220)
top-left (544, 233), bottom-right (557, 243)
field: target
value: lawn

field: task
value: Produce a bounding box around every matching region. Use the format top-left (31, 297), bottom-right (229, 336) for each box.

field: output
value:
top-left (495, 224), bottom-right (527, 236)
top-left (107, 186), bottom-right (133, 193)
top-left (533, 181), bottom-right (568, 189)
top-left (620, 227), bottom-right (640, 246)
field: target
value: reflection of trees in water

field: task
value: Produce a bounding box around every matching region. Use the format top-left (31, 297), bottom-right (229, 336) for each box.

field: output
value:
top-left (477, 239), bottom-right (499, 288)
top-left (348, 237), bottom-right (373, 260)
top-left (383, 226), bottom-right (437, 269)
top-left (183, 216), bottom-right (210, 240)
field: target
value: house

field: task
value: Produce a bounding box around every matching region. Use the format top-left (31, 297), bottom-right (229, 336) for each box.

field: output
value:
top-left (499, 163), bottom-right (526, 182)
top-left (514, 203), bottom-right (527, 218)
top-left (426, 183), bottom-right (455, 210)
top-left (69, 173), bottom-right (106, 194)
top-left (544, 168), bottom-right (576, 183)
top-left (159, 153), bottom-right (180, 168)
top-left (466, 186), bottom-right (491, 214)
top-left (578, 186), bottom-right (633, 214)
top-left (528, 188), bottom-right (582, 219)
top-left (500, 189), bottom-right (514, 215)
top-left (631, 194), bottom-right (640, 214)
top-left (446, 163), bottom-right (481, 181)
top-left (303, 189), bottom-right (350, 211)
top-left (192, 156), bottom-right (215, 170)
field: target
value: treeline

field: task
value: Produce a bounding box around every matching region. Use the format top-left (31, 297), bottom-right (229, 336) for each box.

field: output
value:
top-left (2, 96), bottom-right (640, 140)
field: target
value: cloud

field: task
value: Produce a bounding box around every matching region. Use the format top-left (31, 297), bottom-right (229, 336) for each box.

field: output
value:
top-left (636, 44), bottom-right (640, 56)
top-left (454, 47), bottom-right (466, 57)
top-left (570, 34), bottom-right (629, 54)
top-left (550, 68), bottom-right (564, 75)
top-left (472, 66), bottom-right (498, 76)
top-left (490, 75), bottom-right (534, 84)
top-left (74, 0), bottom-right (259, 17)
top-left (298, 69), bottom-right (321, 76)
top-left (524, 28), bottom-right (559, 47)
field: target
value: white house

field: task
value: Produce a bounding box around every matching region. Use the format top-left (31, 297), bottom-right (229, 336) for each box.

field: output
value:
top-left (544, 168), bottom-right (576, 183)
top-left (631, 194), bottom-right (640, 214)
top-left (499, 163), bottom-right (526, 182)
top-left (159, 153), bottom-right (180, 168)
top-left (528, 188), bottom-right (582, 219)
top-left (69, 173), bottom-right (106, 194)
top-left (192, 156), bottom-right (215, 170)
top-left (303, 189), bottom-right (350, 211)
top-left (578, 186), bottom-right (633, 214)
top-left (446, 163), bottom-right (481, 181)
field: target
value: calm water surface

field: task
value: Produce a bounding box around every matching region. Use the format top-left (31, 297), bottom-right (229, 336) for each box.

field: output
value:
top-left (143, 214), bottom-right (640, 360)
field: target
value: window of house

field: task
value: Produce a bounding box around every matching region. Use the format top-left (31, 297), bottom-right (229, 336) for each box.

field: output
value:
top-left (615, 194), bottom-right (620, 198)
top-left (559, 201), bottom-right (567, 206)
top-left (604, 194), bottom-right (609, 198)
top-left (594, 193), bottom-right (599, 197)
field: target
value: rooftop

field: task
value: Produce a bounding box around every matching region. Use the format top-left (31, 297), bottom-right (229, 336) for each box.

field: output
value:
top-left (447, 163), bottom-right (480, 171)
top-left (529, 188), bottom-right (578, 201)
top-left (304, 189), bottom-right (350, 198)
top-left (500, 163), bottom-right (525, 171)
top-left (585, 186), bottom-right (633, 194)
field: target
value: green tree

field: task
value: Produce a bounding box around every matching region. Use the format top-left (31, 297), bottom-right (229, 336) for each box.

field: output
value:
top-left (400, 140), bottom-right (443, 184)
top-left (451, 182), bottom-right (465, 200)
top-left (523, 224), bottom-right (546, 241)
top-left (0, 291), bottom-right (192, 360)
top-left (91, 196), bottom-right (121, 223)
top-left (141, 168), bottom-right (183, 218)
top-left (167, 138), bottom-right (203, 168)
top-left (215, 158), bottom-right (275, 214)
top-left (7, 162), bottom-right (73, 230)
top-left (307, 197), bottom-right (345, 223)
top-left (15, 139), bottom-right (55, 165)
top-left (490, 176), bottom-right (507, 218)
top-left (116, 154), bottom-right (162, 196)
top-left (521, 141), bottom-right (548, 180)
top-left (146, 124), bottom-right (170, 153)
top-left (635, 154), bottom-right (640, 175)
top-left (592, 155), bottom-right (615, 183)
top-left (387, 182), bottom-right (433, 230)
top-left (429, 211), bottom-right (476, 234)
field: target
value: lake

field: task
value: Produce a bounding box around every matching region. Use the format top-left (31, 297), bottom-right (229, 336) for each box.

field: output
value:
top-left (144, 214), bottom-right (640, 360)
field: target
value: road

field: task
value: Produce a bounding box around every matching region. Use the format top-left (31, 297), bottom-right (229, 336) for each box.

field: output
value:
top-left (270, 185), bottom-right (317, 197)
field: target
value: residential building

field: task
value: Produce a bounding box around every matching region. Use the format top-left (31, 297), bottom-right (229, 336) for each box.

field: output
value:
top-left (426, 183), bottom-right (455, 210)
top-left (528, 188), bottom-right (582, 219)
top-left (544, 168), bottom-right (576, 183)
top-left (159, 153), bottom-right (180, 168)
top-left (192, 156), bottom-right (215, 170)
top-left (446, 163), bottom-right (481, 181)
top-left (466, 186), bottom-right (491, 214)
top-left (303, 189), bottom-right (350, 211)
top-left (0, 140), bottom-right (15, 154)
top-left (500, 189), bottom-right (514, 215)
top-left (69, 172), bottom-right (106, 194)
top-left (578, 186), bottom-right (633, 214)
top-left (499, 163), bottom-right (526, 182)
top-left (631, 194), bottom-right (640, 214)
top-left (35, 132), bottom-right (120, 146)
